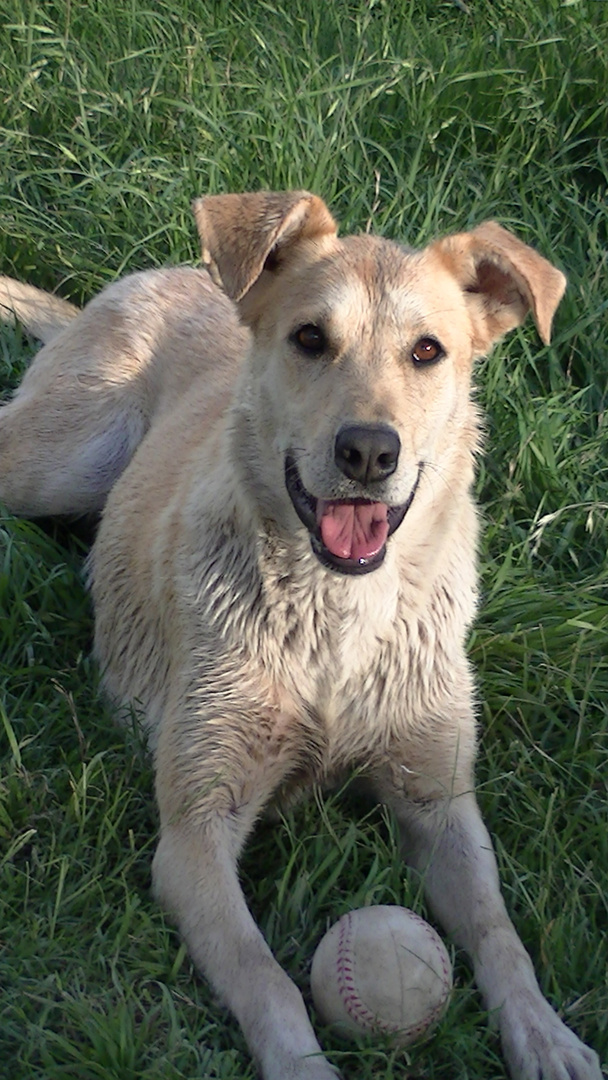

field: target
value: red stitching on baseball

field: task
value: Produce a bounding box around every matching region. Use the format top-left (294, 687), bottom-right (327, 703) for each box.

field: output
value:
top-left (334, 910), bottom-right (451, 1038)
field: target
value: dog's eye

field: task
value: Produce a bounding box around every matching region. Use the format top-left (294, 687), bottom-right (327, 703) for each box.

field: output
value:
top-left (411, 337), bottom-right (444, 366)
top-left (292, 324), bottom-right (327, 355)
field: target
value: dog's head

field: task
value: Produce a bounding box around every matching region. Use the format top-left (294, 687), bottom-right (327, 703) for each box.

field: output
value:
top-left (193, 192), bottom-right (566, 576)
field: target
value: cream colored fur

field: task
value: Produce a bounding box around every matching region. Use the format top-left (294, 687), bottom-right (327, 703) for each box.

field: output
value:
top-left (0, 192), bottom-right (600, 1080)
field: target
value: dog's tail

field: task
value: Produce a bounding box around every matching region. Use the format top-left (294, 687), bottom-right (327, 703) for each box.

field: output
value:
top-left (0, 275), bottom-right (79, 344)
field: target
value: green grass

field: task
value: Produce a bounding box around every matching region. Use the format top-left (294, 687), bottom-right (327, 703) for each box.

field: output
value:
top-left (1, 0), bottom-right (607, 1077)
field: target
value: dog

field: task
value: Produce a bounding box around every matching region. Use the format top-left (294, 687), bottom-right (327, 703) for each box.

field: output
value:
top-left (0, 191), bottom-right (600, 1080)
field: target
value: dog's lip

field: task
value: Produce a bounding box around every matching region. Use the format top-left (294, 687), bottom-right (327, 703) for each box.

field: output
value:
top-left (284, 455), bottom-right (421, 576)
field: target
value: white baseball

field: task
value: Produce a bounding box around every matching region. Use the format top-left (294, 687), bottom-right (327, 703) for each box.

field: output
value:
top-left (310, 905), bottom-right (452, 1045)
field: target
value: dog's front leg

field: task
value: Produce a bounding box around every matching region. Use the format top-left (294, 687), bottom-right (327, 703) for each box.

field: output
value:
top-left (375, 768), bottom-right (601, 1080)
top-left (152, 730), bottom-right (338, 1080)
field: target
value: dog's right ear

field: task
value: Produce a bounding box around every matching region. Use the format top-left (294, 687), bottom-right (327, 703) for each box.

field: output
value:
top-left (192, 191), bottom-right (337, 302)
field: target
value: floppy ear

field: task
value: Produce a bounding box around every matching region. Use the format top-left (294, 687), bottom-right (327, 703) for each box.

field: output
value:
top-left (192, 190), bottom-right (338, 302)
top-left (430, 221), bottom-right (567, 351)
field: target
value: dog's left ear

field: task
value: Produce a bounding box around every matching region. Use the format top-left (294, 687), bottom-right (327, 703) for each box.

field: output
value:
top-left (192, 190), bottom-right (337, 302)
top-left (431, 221), bottom-right (567, 351)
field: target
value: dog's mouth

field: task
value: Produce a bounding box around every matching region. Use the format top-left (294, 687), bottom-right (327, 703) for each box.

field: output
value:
top-left (284, 455), bottom-right (420, 576)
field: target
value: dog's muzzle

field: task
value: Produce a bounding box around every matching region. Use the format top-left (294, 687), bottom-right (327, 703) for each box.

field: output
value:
top-left (284, 452), bottom-right (421, 576)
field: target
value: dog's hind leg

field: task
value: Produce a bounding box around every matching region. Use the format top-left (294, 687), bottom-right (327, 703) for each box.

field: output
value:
top-left (0, 381), bottom-right (147, 517)
top-left (373, 747), bottom-right (602, 1080)
top-left (0, 293), bottom-right (148, 516)
top-left (0, 381), bottom-right (146, 517)
top-left (0, 267), bottom-right (246, 518)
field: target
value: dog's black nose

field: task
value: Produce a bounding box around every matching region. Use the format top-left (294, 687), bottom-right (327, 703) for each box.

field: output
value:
top-left (334, 424), bottom-right (401, 485)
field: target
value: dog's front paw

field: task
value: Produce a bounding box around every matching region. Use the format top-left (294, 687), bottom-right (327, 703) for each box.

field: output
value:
top-left (500, 992), bottom-right (602, 1080)
top-left (264, 1054), bottom-right (340, 1080)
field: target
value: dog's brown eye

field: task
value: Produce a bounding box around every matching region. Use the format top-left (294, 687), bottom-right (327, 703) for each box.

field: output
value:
top-left (411, 337), bottom-right (444, 366)
top-left (293, 324), bottom-right (327, 355)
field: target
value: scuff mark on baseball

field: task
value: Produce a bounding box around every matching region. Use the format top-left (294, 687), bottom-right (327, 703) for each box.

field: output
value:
top-left (310, 905), bottom-right (453, 1045)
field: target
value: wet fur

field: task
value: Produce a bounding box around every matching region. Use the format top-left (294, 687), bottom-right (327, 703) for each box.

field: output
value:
top-left (0, 192), bottom-right (600, 1080)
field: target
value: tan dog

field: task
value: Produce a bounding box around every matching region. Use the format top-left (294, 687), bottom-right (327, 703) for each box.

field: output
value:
top-left (0, 192), bottom-right (600, 1080)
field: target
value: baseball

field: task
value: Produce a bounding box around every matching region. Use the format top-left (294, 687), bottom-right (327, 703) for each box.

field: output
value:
top-left (310, 905), bottom-right (452, 1045)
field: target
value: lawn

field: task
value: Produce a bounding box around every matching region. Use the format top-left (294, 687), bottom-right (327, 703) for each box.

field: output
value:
top-left (0, 1), bottom-right (607, 1078)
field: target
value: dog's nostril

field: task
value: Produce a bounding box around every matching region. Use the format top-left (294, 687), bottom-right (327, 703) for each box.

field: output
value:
top-left (335, 424), bottom-right (400, 485)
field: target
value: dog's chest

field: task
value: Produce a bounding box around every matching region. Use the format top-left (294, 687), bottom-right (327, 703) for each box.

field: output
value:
top-left (253, 564), bottom-right (466, 771)
top-left (189, 530), bottom-right (472, 776)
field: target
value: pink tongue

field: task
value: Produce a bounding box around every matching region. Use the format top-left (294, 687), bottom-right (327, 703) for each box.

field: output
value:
top-left (317, 501), bottom-right (389, 561)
